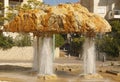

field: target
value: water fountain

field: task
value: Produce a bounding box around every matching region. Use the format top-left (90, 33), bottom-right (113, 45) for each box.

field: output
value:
top-left (83, 37), bottom-right (96, 75)
top-left (32, 36), bottom-right (39, 72)
top-left (32, 35), bottom-right (57, 80)
top-left (39, 36), bottom-right (53, 75)
top-left (82, 37), bottom-right (103, 80)
top-left (4, 3), bottom-right (111, 81)
top-left (38, 36), bottom-right (56, 80)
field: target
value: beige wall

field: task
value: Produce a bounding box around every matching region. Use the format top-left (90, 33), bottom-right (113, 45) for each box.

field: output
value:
top-left (0, 47), bottom-right (33, 61)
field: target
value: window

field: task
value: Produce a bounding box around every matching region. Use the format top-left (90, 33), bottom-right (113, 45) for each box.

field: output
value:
top-left (114, 10), bottom-right (120, 15)
top-left (97, 7), bottom-right (106, 14)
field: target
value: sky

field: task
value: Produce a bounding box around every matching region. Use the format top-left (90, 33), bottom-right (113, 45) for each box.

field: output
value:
top-left (43, 0), bottom-right (79, 5)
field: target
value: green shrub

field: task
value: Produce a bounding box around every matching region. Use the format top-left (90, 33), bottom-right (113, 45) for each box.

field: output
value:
top-left (55, 34), bottom-right (65, 47)
top-left (14, 33), bottom-right (32, 47)
top-left (71, 37), bottom-right (85, 56)
top-left (96, 20), bottom-right (120, 57)
top-left (0, 33), bottom-right (14, 50)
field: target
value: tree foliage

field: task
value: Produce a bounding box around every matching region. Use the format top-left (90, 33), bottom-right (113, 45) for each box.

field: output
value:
top-left (96, 20), bottom-right (120, 57)
top-left (4, 0), bottom-right (43, 21)
top-left (60, 34), bottom-right (84, 57)
top-left (0, 0), bottom-right (42, 49)
top-left (71, 36), bottom-right (84, 56)
top-left (0, 33), bottom-right (14, 50)
top-left (55, 34), bottom-right (65, 47)
top-left (14, 33), bottom-right (32, 47)
top-left (0, 2), bottom-right (4, 26)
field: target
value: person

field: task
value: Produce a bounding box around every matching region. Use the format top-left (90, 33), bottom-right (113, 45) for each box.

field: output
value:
top-left (102, 55), bottom-right (106, 66)
top-left (103, 55), bottom-right (106, 62)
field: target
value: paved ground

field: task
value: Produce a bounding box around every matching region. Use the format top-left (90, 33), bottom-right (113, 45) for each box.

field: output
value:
top-left (0, 49), bottom-right (120, 82)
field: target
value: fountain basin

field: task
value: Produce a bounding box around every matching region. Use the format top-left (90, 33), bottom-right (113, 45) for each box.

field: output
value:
top-left (37, 74), bottom-right (57, 80)
top-left (0, 77), bottom-right (24, 82)
top-left (80, 79), bottom-right (109, 82)
top-left (80, 73), bottom-right (103, 79)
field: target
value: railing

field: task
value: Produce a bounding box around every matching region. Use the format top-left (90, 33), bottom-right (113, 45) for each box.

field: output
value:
top-left (114, 10), bottom-right (120, 15)
top-left (113, 10), bottom-right (120, 19)
top-left (108, 10), bottom-right (120, 19)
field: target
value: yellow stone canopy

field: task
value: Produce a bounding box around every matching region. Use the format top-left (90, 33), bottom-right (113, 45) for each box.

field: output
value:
top-left (4, 3), bottom-right (111, 36)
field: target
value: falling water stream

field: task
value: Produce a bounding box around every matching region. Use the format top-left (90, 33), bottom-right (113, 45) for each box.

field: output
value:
top-left (39, 36), bottom-right (53, 75)
top-left (83, 37), bottom-right (96, 75)
top-left (33, 36), bottom-right (43, 72)
top-left (33, 36), bottom-right (39, 71)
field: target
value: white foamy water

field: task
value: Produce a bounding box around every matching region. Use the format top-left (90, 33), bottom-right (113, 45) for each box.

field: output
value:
top-left (83, 37), bottom-right (96, 74)
top-left (81, 79), bottom-right (110, 82)
top-left (32, 36), bottom-right (43, 71)
top-left (32, 36), bottom-right (39, 71)
top-left (39, 36), bottom-right (53, 75)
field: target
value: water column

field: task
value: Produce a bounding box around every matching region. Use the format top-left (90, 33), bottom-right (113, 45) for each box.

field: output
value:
top-left (83, 37), bottom-right (96, 75)
top-left (38, 35), bottom-right (56, 80)
top-left (39, 36), bottom-right (53, 75)
top-left (32, 36), bottom-right (38, 71)
top-left (33, 36), bottom-right (43, 72)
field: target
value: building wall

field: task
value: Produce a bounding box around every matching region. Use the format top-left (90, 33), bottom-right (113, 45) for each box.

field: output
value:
top-left (96, 0), bottom-right (119, 18)
top-left (0, 47), bottom-right (33, 61)
top-left (93, 0), bottom-right (107, 18)
top-left (80, 0), bottom-right (90, 10)
top-left (80, 0), bottom-right (94, 12)
top-left (80, 0), bottom-right (120, 19)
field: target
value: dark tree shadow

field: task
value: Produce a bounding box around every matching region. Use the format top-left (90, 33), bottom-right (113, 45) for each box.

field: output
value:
top-left (0, 65), bottom-right (37, 76)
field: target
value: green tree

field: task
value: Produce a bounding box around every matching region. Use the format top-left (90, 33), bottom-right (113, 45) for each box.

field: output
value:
top-left (4, 0), bottom-right (43, 21)
top-left (55, 34), bottom-right (64, 47)
top-left (0, 33), bottom-right (14, 50)
top-left (71, 36), bottom-right (84, 57)
top-left (0, 0), bottom-right (43, 49)
top-left (14, 33), bottom-right (32, 47)
top-left (96, 20), bottom-right (120, 57)
top-left (0, 2), bottom-right (4, 26)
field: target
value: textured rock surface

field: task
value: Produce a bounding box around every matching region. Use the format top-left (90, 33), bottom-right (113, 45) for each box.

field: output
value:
top-left (37, 74), bottom-right (57, 80)
top-left (83, 73), bottom-right (103, 79)
top-left (4, 3), bottom-right (111, 36)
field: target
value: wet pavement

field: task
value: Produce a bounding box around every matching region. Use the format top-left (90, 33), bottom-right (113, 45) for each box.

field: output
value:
top-left (0, 57), bottom-right (119, 82)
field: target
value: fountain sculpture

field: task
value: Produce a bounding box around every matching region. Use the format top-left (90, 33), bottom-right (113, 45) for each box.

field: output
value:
top-left (82, 37), bottom-right (103, 79)
top-left (4, 3), bottom-right (111, 80)
top-left (83, 37), bottom-right (96, 74)
top-left (33, 36), bottom-right (40, 72)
